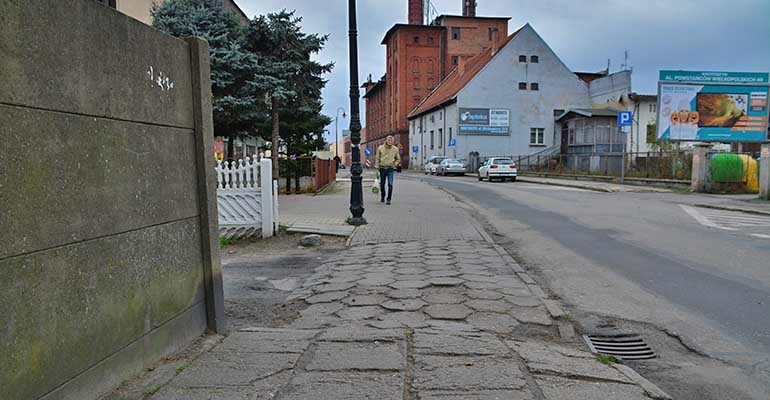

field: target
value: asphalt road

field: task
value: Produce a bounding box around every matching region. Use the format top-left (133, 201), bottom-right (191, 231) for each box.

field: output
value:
top-left (412, 174), bottom-right (770, 398)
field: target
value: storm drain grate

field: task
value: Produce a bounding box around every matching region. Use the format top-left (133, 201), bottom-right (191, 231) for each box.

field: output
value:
top-left (583, 334), bottom-right (656, 360)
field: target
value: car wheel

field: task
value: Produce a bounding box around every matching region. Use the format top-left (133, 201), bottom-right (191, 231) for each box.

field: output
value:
top-left (478, 176), bottom-right (483, 181)
top-left (511, 177), bottom-right (516, 182)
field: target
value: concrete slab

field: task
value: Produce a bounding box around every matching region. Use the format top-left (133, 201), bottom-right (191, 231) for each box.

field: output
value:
top-left (306, 342), bottom-right (404, 371)
top-left (287, 223), bottom-right (355, 237)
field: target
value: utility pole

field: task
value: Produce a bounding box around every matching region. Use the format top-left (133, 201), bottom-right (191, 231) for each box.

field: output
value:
top-left (347, 0), bottom-right (366, 225)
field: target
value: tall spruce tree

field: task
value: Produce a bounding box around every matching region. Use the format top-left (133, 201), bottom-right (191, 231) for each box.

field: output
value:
top-left (152, 0), bottom-right (261, 159)
top-left (245, 10), bottom-right (333, 178)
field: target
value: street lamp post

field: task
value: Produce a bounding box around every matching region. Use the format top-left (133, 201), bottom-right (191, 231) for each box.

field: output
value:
top-left (335, 107), bottom-right (346, 159)
top-left (347, 0), bottom-right (366, 225)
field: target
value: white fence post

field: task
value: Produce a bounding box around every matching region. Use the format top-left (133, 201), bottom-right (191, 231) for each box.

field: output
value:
top-left (273, 179), bottom-right (279, 231)
top-left (260, 158), bottom-right (274, 238)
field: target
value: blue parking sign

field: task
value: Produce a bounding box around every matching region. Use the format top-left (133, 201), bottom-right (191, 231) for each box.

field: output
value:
top-left (412, 146), bottom-right (419, 153)
top-left (617, 111), bottom-right (632, 127)
top-left (448, 138), bottom-right (457, 147)
top-left (364, 147), bottom-right (372, 156)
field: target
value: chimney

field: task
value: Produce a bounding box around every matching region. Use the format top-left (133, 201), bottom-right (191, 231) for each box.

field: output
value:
top-left (463, 0), bottom-right (476, 17)
top-left (408, 0), bottom-right (424, 25)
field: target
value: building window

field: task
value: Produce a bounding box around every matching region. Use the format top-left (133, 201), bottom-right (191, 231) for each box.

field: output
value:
top-left (518, 82), bottom-right (527, 90)
top-left (438, 128), bottom-right (443, 148)
top-left (488, 27), bottom-right (495, 41)
top-left (439, 111), bottom-right (442, 120)
top-left (530, 82), bottom-right (539, 91)
top-left (519, 55), bottom-right (527, 62)
top-left (530, 128), bottom-right (545, 145)
top-left (451, 56), bottom-right (459, 65)
top-left (428, 36), bottom-right (434, 44)
top-left (531, 55), bottom-right (539, 63)
top-left (430, 130), bottom-right (435, 149)
top-left (452, 27), bottom-right (461, 40)
top-left (449, 127), bottom-right (453, 142)
top-left (413, 36), bottom-right (420, 44)
top-left (649, 103), bottom-right (657, 113)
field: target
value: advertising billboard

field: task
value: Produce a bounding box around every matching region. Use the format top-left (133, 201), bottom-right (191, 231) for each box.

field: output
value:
top-left (459, 108), bottom-right (509, 134)
top-left (657, 70), bottom-right (769, 142)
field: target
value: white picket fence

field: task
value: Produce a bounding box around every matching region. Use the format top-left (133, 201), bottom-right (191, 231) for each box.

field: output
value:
top-left (215, 157), bottom-right (277, 239)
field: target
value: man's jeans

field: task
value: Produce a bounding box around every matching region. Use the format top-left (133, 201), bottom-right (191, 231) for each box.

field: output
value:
top-left (379, 168), bottom-right (395, 200)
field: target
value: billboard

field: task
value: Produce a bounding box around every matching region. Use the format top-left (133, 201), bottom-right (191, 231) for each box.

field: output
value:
top-left (657, 70), bottom-right (769, 142)
top-left (459, 108), bottom-right (509, 134)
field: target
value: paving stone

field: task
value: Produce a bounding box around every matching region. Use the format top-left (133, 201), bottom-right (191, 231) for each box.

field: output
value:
top-left (399, 261), bottom-right (426, 268)
top-left (313, 282), bottom-right (357, 293)
top-left (371, 311), bottom-right (428, 329)
top-left (381, 298), bottom-right (428, 311)
top-left (461, 274), bottom-right (498, 283)
top-left (426, 270), bottom-right (462, 278)
top-left (428, 277), bottom-right (465, 287)
top-left (394, 267), bottom-right (427, 275)
top-left (394, 274), bottom-right (429, 281)
top-left (504, 296), bottom-right (542, 308)
top-left (510, 340), bottom-right (634, 384)
top-left (281, 372), bottom-right (404, 400)
top-left (496, 278), bottom-right (528, 289)
top-left (418, 390), bottom-right (532, 400)
top-left (306, 341), bottom-right (404, 371)
top-left (466, 290), bottom-right (504, 300)
top-left (466, 312), bottom-right (521, 335)
top-left (511, 306), bottom-right (552, 326)
top-left (172, 351), bottom-right (299, 387)
top-left (152, 384), bottom-right (262, 400)
top-left (424, 264), bottom-right (458, 271)
top-left (424, 304), bottom-right (473, 320)
top-left (235, 327), bottom-right (321, 340)
top-left (387, 288), bottom-right (422, 299)
top-left (336, 305), bottom-right (385, 320)
top-left (413, 332), bottom-right (510, 356)
top-left (319, 325), bottom-right (405, 342)
top-left (357, 277), bottom-right (396, 287)
top-left (421, 291), bottom-right (467, 304)
top-left (306, 291), bottom-right (349, 304)
top-left (465, 299), bottom-right (513, 313)
top-left (362, 272), bottom-right (395, 280)
top-left (425, 259), bottom-right (453, 266)
top-left (535, 375), bottom-right (647, 400)
top-left (413, 355), bottom-right (526, 391)
top-left (528, 284), bottom-right (548, 299)
top-left (342, 294), bottom-right (387, 306)
top-left (499, 287), bottom-right (533, 297)
top-left (389, 280), bottom-right (431, 289)
top-left (333, 264), bottom-right (367, 271)
top-left (299, 303), bottom-right (344, 318)
top-left (325, 274), bottom-right (363, 283)
top-left (214, 332), bottom-right (311, 354)
top-left (288, 313), bottom-right (342, 329)
top-left (363, 266), bottom-right (395, 273)
top-left (464, 281), bottom-right (500, 290)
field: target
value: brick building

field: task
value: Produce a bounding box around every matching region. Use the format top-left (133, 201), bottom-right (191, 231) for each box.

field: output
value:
top-left (362, 0), bottom-right (508, 168)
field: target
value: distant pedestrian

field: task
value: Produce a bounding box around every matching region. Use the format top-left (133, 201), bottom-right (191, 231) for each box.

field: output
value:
top-left (375, 135), bottom-right (401, 205)
top-left (333, 155), bottom-right (342, 173)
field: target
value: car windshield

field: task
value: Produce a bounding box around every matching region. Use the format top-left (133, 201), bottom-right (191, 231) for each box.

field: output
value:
top-left (494, 159), bottom-right (513, 165)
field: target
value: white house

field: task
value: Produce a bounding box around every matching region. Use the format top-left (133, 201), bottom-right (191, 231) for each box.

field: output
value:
top-left (407, 23), bottom-right (633, 170)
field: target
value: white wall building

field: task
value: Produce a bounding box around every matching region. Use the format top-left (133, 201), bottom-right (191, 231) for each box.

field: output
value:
top-left (408, 23), bottom-right (633, 170)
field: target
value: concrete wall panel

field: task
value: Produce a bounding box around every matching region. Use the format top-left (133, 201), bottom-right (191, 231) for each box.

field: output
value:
top-left (0, 104), bottom-right (199, 260)
top-left (0, 0), bottom-right (194, 128)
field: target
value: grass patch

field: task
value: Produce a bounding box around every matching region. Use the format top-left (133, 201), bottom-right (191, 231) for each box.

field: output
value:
top-left (219, 237), bottom-right (236, 246)
top-left (175, 364), bottom-right (187, 374)
top-left (595, 354), bottom-right (619, 366)
top-left (144, 385), bottom-right (162, 396)
top-left (317, 182), bottom-right (341, 195)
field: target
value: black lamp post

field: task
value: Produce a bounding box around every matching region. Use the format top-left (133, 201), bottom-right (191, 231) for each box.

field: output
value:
top-left (347, 0), bottom-right (366, 225)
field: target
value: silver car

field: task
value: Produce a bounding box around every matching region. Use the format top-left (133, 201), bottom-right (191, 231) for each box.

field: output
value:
top-left (436, 158), bottom-right (466, 176)
top-left (424, 156), bottom-right (447, 175)
top-left (478, 158), bottom-right (517, 182)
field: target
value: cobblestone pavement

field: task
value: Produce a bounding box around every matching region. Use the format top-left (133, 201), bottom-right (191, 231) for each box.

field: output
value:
top-left (151, 240), bottom-right (667, 399)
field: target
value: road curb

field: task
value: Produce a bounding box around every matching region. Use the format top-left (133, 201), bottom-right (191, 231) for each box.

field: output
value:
top-left (516, 177), bottom-right (614, 192)
top-left (613, 364), bottom-right (673, 400)
top-left (691, 203), bottom-right (770, 217)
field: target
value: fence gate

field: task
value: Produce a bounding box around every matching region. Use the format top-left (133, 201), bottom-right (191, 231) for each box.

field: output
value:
top-left (216, 157), bottom-right (275, 239)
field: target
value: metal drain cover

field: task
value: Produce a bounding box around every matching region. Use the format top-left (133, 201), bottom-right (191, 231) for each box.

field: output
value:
top-left (583, 334), bottom-right (656, 360)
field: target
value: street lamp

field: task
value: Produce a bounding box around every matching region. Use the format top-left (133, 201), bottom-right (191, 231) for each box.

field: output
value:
top-left (335, 107), bottom-right (347, 159)
top-left (347, 0), bottom-right (366, 225)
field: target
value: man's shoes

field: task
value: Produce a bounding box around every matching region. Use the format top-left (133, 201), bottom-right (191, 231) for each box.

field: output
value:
top-left (381, 197), bottom-right (385, 203)
top-left (386, 200), bottom-right (391, 205)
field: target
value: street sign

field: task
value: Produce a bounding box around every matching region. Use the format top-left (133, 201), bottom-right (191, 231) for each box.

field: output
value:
top-left (364, 147), bottom-right (372, 156)
top-left (617, 111), bottom-right (633, 127)
top-left (412, 145), bottom-right (419, 153)
top-left (448, 138), bottom-right (457, 147)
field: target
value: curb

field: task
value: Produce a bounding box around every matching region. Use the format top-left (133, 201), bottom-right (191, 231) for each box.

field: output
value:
top-left (691, 203), bottom-right (770, 217)
top-left (613, 364), bottom-right (673, 400)
top-left (516, 177), bottom-right (614, 193)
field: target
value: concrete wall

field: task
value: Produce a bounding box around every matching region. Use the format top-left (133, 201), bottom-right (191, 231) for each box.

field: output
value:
top-left (0, 1), bottom-right (224, 399)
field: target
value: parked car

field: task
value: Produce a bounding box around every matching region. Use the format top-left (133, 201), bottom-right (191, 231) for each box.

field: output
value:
top-left (424, 156), bottom-right (447, 175)
top-left (478, 158), bottom-right (517, 182)
top-left (436, 158), bottom-right (467, 176)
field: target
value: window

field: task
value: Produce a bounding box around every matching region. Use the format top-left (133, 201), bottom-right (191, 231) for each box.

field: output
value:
top-left (428, 36), bottom-right (434, 44)
top-left (439, 111), bottom-right (442, 120)
top-left (518, 82), bottom-right (527, 90)
top-left (430, 130), bottom-right (435, 149)
top-left (413, 36), bottom-right (420, 44)
top-left (649, 103), bottom-right (657, 113)
top-left (530, 128), bottom-right (545, 145)
top-left (531, 55), bottom-right (539, 63)
top-left (451, 56), bottom-right (459, 65)
top-left (449, 127), bottom-right (452, 142)
top-left (519, 55), bottom-right (527, 62)
top-left (530, 83), bottom-right (539, 91)
top-left (438, 129), bottom-right (443, 148)
top-left (452, 27), bottom-right (461, 40)
top-left (488, 27), bottom-right (495, 41)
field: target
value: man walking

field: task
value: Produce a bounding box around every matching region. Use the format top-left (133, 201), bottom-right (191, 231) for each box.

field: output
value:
top-left (374, 135), bottom-right (401, 205)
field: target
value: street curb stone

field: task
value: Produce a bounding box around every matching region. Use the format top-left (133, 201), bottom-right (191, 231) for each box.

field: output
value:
top-left (613, 364), bottom-right (673, 400)
top-left (543, 299), bottom-right (566, 319)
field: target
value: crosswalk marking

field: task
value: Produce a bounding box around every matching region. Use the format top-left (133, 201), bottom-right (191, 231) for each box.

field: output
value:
top-left (680, 205), bottom-right (770, 237)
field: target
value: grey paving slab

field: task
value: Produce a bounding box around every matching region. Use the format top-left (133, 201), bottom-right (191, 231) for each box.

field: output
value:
top-left (281, 372), bottom-right (404, 400)
top-left (466, 312), bottom-right (521, 335)
top-left (467, 290), bottom-right (504, 300)
top-left (413, 332), bottom-right (509, 356)
top-left (306, 341), bottom-right (404, 371)
top-left (424, 304), bottom-right (473, 320)
top-left (424, 320), bottom-right (479, 333)
top-left (357, 277), bottom-right (396, 287)
top-left (306, 291), bottom-right (349, 304)
top-left (234, 327), bottom-right (320, 340)
top-left (336, 305), bottom-right (385, 320)
top-left (535, 375), bottom-right (647, 400)
top-left (394, 267), bottom-right (428, 275)
top-left (511, 306), bottom-right (553, 326)
top-left (342, 294), bottom-right (387, 306)
top-left (418, 390), bottom-right (532, 400)
top-left (464, 281), bottom-right (501, 290)
top-left (461, 274), bottom-right (498, 283)
top-left (510, 340), bottom-right (634, 384)
top-left (370, 311), bottom-right (429, 329)
top-left (389, 280), bottom-right (430, 289)
top-left (426, 270), bottom-right (463, 278)
top-left (421, 289), bottom-right (467, 304)
top-left (213, 332), bottom-right (311, 354)
top-left (499, 287), bottom-right (534, 297)
top-left (151, 385), bottom-right (256, 400)
top-left (325, 274), bottom-right (363, 284)
top-left (387, 288), bottom-right (422, 299)
top-left (394, 273), bottom-right (429, 281)
top-left (504, 296), bottom-right (543, 308)
top-left (413, 355), bottom-right (527, 391)
top-left (318, 325), bottom-right (405, 342)
top-left (171, 351), bottom-right (299, 387)
top-left (381, 299), bottom-right (428, 311)
top-left (287, 314), bottom-right (342, 329)
top-left (465, 299), bottom-right (513, 313)
top-left (428, 277), bottom-right (466, 287)
top-left (313, 282), bottom-right (357, 293)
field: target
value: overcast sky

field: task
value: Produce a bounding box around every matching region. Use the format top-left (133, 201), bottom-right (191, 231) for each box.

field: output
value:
top-left (236, 0), bottom-right (770, 142)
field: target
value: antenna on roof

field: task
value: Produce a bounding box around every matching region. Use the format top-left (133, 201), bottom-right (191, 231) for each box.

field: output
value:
top-left (620, 50), bottom-right (633, 72)
top-left (424, 0), bottom-right (438, 24)
top-left (606, 59), bottom-right (611, 74)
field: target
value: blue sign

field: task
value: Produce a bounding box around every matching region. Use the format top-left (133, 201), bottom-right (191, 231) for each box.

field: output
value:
top-left (364, 147), bottom-right (372, 156)
top-left (617, 111), bottom-right (633, 127)
top-left (448, 139), bottom-right (457, 147)
top-left (412, 146), bottom-right (419, 153)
